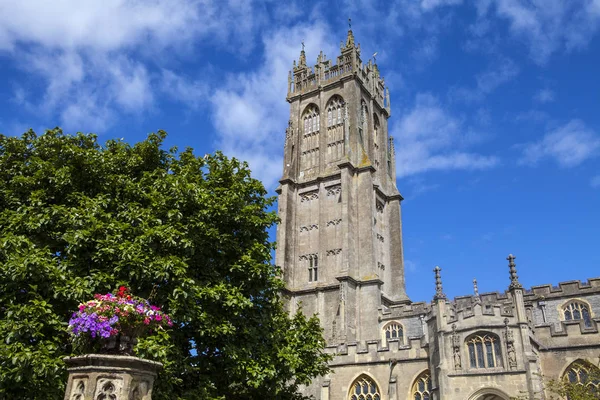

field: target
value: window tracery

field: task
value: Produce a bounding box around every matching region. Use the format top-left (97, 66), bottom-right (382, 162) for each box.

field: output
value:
top-left (349, 375), bottom-right (380, 400)
top-left (563, 360), bottom-right (600, 394)
top-left (411, 371), bottom-right (432, 400)
top-left (358, 100), bottom-right (367, 145)
top-left (303, 105), bottom-right (320, 134)
top-left (308, 254), bottom-right (318, 282)
top-left (563, 300), bottom-right (593, 328)
top-left (382, 321), bottom-right (404, 345)
top-left (373, 114), bottom-right (380, 169)
top-left (326, 96), bottom-right (346, 161)
top-left (466, 333), bottom-right (502, 369)
top-left (301, 105), bottom-right (320, 170)
top-left (327, 96), bottom-right (345, 127)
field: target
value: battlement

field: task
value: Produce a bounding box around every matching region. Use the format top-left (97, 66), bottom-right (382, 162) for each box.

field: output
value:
top-left (325, 335), bottom-right (428, 365)
top-left (286, 30), bottom-right (390, 114)
top-left (381, 300), bottom-right (430, 318)
top-left (437, 278), bottom-right (600, 310)
top-left (523, 278), bottom-right (600, 300)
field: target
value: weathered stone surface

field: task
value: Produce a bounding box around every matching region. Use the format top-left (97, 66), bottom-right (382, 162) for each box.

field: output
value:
top-left (63, 354), bottom-right (162, 400)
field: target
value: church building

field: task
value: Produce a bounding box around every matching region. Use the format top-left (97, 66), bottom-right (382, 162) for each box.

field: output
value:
top-left (275, 28), bottom-right (600, 400)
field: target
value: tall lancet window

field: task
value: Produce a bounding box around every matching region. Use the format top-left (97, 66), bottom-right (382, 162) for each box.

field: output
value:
top-left (301, 105), bottom-right (320, 169)
top-left (326, 96), bottom-right (346, 161)
top-left (308, 254), bottom-right (318, 282)
top-left (303, 105), bottom-right (320, 135)
top-left (358, 100), bottom-right (368, 146)
top-left (327, 96), bottom-right (345, 128)
top-left (373, 114), bottom-right (380, 169)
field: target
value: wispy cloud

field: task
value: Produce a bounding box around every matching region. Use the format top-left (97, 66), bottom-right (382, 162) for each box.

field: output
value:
top-left (518, 119), bottom-right (600, 167)
top-left (450, 57), bottom-right (519, 103)
top-left (591, 175), bottom-right (600, 188)
top-left (533, 89), bottom-right (555, 104)
top-left (0, 0), bottom-right (266, 132)
top-left (477, 0), bottom-right (600, 64)
top-left (210, 22), bottom-right (336, 188)
top-left (394, 93), bottom-right (499, 177)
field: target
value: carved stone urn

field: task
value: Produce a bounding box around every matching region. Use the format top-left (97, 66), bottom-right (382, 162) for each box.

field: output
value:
top-left (63, 354), bottom-right (162, 400)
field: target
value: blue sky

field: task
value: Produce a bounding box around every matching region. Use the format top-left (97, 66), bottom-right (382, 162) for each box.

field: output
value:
top-left (1, 0), bottom-right (599, 302)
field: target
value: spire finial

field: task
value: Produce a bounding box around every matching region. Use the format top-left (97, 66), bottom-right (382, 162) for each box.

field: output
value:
top-left (507, 254), bottom-right (522, 289)
top-left (473, 278), bottom-right (479, 297)
top-left (298, 40), bottom-right (306, 66)
top-left (345, 19), bottom-right (355, 48)
top-left (433, 266), bottom-right (446, 300)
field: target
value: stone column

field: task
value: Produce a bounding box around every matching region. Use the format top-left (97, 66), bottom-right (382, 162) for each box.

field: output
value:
top-left (63, 354), bottom-right (162, 400)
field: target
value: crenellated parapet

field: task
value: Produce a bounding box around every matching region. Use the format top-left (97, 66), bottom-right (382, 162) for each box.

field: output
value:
top-left (522, 278), bottom-right (600, 300)
top-left (287, 29), bottom-right (390, 115)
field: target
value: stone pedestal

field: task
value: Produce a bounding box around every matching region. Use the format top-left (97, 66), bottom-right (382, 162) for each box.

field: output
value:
top-left (63, 354), bottom-right (162, 400)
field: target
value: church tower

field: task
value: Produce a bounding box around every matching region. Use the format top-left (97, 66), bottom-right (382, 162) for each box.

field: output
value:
top-left (275, 26), bottom-right (600, 400)
top-left (275, 26), bottom-right (410, 349)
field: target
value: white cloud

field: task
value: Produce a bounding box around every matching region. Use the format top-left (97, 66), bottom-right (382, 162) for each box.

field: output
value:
top-left (591, 175), bottom-right (600, 188)
top-left (0, 0), bottom-right (257, 53)
top-left (210, 22), bottom-right (336, 188)
top-left (0, 0), bottom-right (266, 132)
top-left (394, 93), bottom-right (499, 177)
top-left (404, 259), bottom-right (418, 273)
top-left (518, 119), bottom-right (600, 167)
top-left (420, 0), bottom-right (463, 11)
top-left (160, 70), bottom-right (209, 110)
top-left (533, 89), bottom-right (555, 104)
top-left (450, 57), bottom-right (519, 103)
top-left (479, 0), bottom-right (600, 64)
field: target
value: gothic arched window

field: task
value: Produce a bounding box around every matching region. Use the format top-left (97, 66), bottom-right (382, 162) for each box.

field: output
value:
top-left (349, 375), bottom-right (380, 400)
top-left (563, 360), bottom-right (600, 397)
top-left (373, 114), bottom-right (380, 168)
top-left (303, 105), bottom-right (320, 134)
top-left (382, 322), bottom-right (403, 346)
top-left (563, 300), bottom-right (593, 328)
top-left (358, 100), bottom-right (368, 145)
top-left (411, 371), bottom-right (432, 400)
top-left (327, 96), bottom-right (345, 127)
top-left (466, 332), bottom-right (502, 369)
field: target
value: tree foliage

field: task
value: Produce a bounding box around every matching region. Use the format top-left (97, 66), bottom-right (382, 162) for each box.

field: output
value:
top-left (0, 129), bottom-right (331, 399)
top-left (511, 361), bottom-right (600, 400)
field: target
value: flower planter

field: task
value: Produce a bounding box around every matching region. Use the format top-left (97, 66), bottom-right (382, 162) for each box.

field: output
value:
top-left (63, 354), bottom-right (162, 400)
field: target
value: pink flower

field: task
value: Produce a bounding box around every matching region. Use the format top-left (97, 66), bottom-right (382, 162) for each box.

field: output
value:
top-left (155, 315), bottom-right (162, 321)
top-left (144, 318), bottom-right (150, 325)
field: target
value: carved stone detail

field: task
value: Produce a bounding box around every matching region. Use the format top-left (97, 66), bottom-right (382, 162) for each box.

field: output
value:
top-left (451, 324), bottom-right (461, 370)
top-left (95, 378), bottom-right (121, 400)
top-left (300, 191), bottom-right (319, 202)
top-left (70, 380), bottom-right (86, 400)
top-left (299, 224), bottom-right (318, 232)
top-left (376, 233), bottom-right (384, 242)
top-left (326, 185), bottom-right (341, 196)
top-left (504, 318), bottom-right (517, 370)
top-left (326, 218), bottom-right (342, 226)
top-left (300, 253), bottom-right (318, 261)
top-left (63, 355), bottom-right (162, 400)
top-left (326, 248), bottom-right (342, 256)
top-left (376, 201), bottom-right (384, 212)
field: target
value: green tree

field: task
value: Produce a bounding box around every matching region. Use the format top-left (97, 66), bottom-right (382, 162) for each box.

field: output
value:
top-left (0, 129), bottom-right (331, 399)
top-left (511, 360), bottom-right (600, 400)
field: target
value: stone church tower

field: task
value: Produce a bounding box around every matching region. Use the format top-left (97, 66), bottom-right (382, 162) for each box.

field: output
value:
top-left (276, 28), bottom-right (600, 400)
top-left (276, 27), bottom-right (409, 346)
